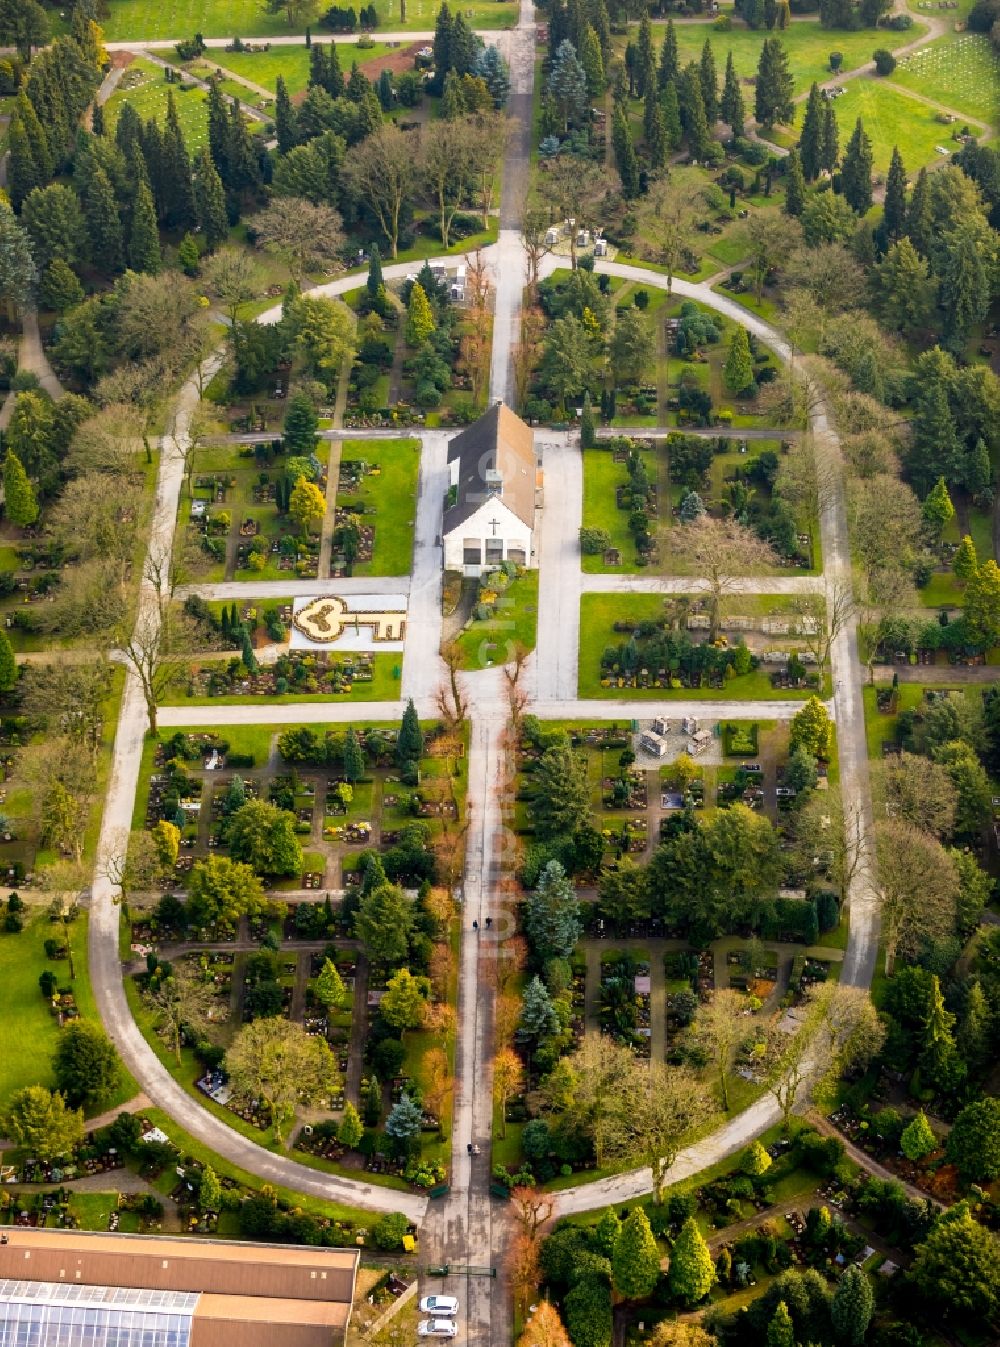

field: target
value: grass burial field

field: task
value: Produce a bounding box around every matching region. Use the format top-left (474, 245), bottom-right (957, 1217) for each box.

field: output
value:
top-left (889, 32), bottom-right (1000, 124)
top-left (96, 0), bottom-right (517, 41)
top-left (195, 42), bottom-right (413, 96)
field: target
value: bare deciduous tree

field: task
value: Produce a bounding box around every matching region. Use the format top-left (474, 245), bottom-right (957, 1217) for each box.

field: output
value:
top-left (203, 247), bottom-right (261, 331)
top-left (143, 960), bottom-right (227, 1064)
top-left (690, 988), bottom-right (751, 1112)
top-left (343, 124), bottom-right (416, 260)
top-left (510, 1186), bottom-right (553, 1240)
top-left (788, 580), bottom-right (855, 675)
top-left (102, 829), bottom-right (164, 916)
top-left (21, 658), bottom-right (113, 751)
top-left (668, 516), bottom-right (779, 639)
top-left (626, 1062), bottom-right (713, 1203)
top-left (254, 197), bottom-right (346, 286)
top-left (875, 820), bottom-right (959, 974)
top-left (66, 403), bottom-right (147, 477)
top-left (643, 177), bottom-right (698, 294)
top-left (540, 156), bottom-right (607, 270)
top-left (522, 207), bottom-right (552, 297)
top-left (874, 751), bottom-right (957, 839)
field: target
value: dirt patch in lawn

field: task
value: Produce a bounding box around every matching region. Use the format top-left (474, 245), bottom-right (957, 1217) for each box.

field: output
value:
top-left (357, 41), bottom-right (423, 77)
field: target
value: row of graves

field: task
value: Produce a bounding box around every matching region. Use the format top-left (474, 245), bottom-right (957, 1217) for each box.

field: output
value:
top-left (330, 457), bottom-right (376, 576)
top-left (600, 607), bottom-right (821, 693)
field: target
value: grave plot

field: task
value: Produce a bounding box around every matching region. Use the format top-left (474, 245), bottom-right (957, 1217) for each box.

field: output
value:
top-left (599, 950), bottom-right (652, 1058)
top-left (331, 439), bottom-right (421, 578)
top-left (172, 598), bottom-right (403, 704)
top-left (177, 438), bottom-right (330, 583)
top-left (581, 433), bottom-right (816, 576)
top-left (580, 593), bottom-right (827, 700)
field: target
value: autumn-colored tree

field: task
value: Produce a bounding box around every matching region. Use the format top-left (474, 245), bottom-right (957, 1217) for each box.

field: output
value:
top-left (494, 1047), bottom-right (525, 1138)
top-left (289, 474), bottom-right (326, 537)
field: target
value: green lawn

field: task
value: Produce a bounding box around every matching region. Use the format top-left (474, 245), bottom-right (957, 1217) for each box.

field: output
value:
top-left (206, 42), bottom-right (405, 94)
top-left (0, 910), bottom-right (137, 1117)
top-left (654, 18), bottom-right (928, 99)
top-left (814, 76), bottom-right (957, 171)
top-left (105, 59), bottom-right (215, 154)
top-left (338, 438), bottom-right (421, 576)
top-left (98, 0), bottom-right (516, 40)
top-left (581, 446), bottom-right (654, 575)
top-left (889, 31), bottom-right (1000, 125)
top-left (578, 593), bottom-right (825, 699)
top-left (455, 569), bottom-right (539, 670)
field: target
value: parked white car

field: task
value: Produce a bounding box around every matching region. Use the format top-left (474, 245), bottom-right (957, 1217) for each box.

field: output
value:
top-left (419, 1297), bottom-right (460, 1317)
top-left (417, 1319), bottom-right (458, 1338)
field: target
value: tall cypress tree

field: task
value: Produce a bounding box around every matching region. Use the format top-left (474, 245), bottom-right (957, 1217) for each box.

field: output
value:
top-left (162, 91), bottom-right (197, 231)
top-left (883, 145), bottom-right (906, 243)
top-left (115, 100), bottom-right (143, 157)
top-left (3, 450), bottom-right (39, 528)
top-left (636, 9), bottom-right (654, 98)
top-left (227, 100), bottom-right (261, 194)
top-left (658, 18), bottom-right (678, 89)
top-left (194, 146), bottom-right (229, 251)
top-left (798, 82), bottom-right (823, 180)
top-left (397, 698), bottom-right (423, 765)
top-left (274, 75), bottom-right (298, 154)
top-left (84, 164), bottom-right (125, 273)
top-left (326, 41), bottom-right (344, 97)
top-left (906, 166), bottom-right (931, 255)
top-left (367, 243), bottom-right (384, 298)
top-left (679, 64), bottom-right (710, 159)
top-left (645, 87), bottom-right (666, 169)
top-left (783, 147), bottom-right (805, 217)
top-left (309, 42), bottom-right (328, 90)
top-left (720, 52), bottom-right (745, 132)
top-left (141, 117), bottom-right (167, 220)
top-left (613, 103), bottom-right (640, 197)
top-left (754, 37), bottom-right (794, 129)
top-left (699, 38), bottom-right (718, 125)
top-left (15, 90), bottom-right (52, 183)
top-left (91, 100), bottom-right (104, 136)
top-left (433, 1), bottom-right (454, 85)
top-left (820, 99), bottom-right (839, 172)
top-left (7, 115), bottom-right (42, 211)
top-left (661, 79), bottom-right (682, 149)
top-left (129, 177), bottom-right (161, 273)
top-left (206, 76), bottom-right (231, 186)
top-left (842, 116), bottom-right (873, 214)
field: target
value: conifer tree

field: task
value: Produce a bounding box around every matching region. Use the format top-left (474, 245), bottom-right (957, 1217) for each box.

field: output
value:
top-left (206, 77), bottom-right (231, 186)
top-left (315, 957), bottom-right (348, 1010)
top-left (661, 80), bottom-right (682, 149)
top-left (612, 1208), bottom-right (660, 1300)
top-left (636, 9), bottom-right (654, 98)
top-left (842, 116), bottom-right (873, 214)
top-left (406, 281), bottom-right (435, 345)
top-left (724, 325), bottom-right (755, 394)
top-left (162, 91), bottom-right (197, 231)
top-left (7, 114), bottom-right (42, 212)
top-left (274, 75), bottom-right (298, 154)
top-left (10, 92), bottom-right (52, 203)
top-left (681, 68), bottom-right (710, 159)
top-left (91, 100), bottom-right (105, 137)
top-left (129, 177), bottom-right (160, 273)
top-left (699, 38), bottom-right (718, 125)
top-left (115, 101), bottom-right (143, 157)
top-left (580, 24), bottom-right (604, 97)
top-left (343, 727), bottom-right (365, 782)
top-left (227, 99), bottom-right (261, 194)
top-left (367, 244), bottom-right (384, 300)
top-left (84, 164), bottom-right (124, 273)
top-left (645, 91), bottom-right (666, 170)
top-left (0, 628), bottom-right (16, 693)
top-left (754, 37), bottom-right (794, 128)
top-left (883, 145), bottom-right (906, 243)
top-left (580, 390), bottom-right (596, 448)
top-left (669, 1218), bottom-right (715, 1305)
top-left (955, 534), bottom-right (979, 582)
top-left (767, 1301), bottom-right (795, 1347)
top-left (820, 99), bottom-right (839, 172)
top-left (613, 103), bottom-right (640, 197)
top-left (327, 41), bottom-right (345, 98)
top-left (397, 698), bottom-right (423, 764)
top-left (784, 147), bottom-right (805, 216)
top-left (830, 1265), bottom-right (874, 1346)
top-left (194, 146), bottom-right (229, 252)
top-left (799, 83), bottom-right (823, 180)
top-left (3, 450), bottom-right (39, 528)
top-left (658, 18), bottom-right (679, 88)
top-left (338, 1100), bottom-right (364, 1148)
top-left (720, 52), bottom-right (745, 132)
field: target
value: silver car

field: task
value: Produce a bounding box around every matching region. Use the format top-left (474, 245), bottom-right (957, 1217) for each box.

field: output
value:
top-left (417, 1319), bottom-right (458, 1338)
top-left (419, 1297), bottom-right (460, 1317)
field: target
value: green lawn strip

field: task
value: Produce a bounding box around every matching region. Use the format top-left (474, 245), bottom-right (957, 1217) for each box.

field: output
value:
top-left (100, 0), bottom-right (516, 41)
top-left (648, 19), bottom-right (928, 98)
top-left (205, 42), bottom-right (404, 95)
top-left (712, 283), bottom-right (782, 325)
top-left (888, 30), bottom-right (1000, 125)
top-left (919, 571), bottom-right (964, 607)
top-left (581, 446), bottom-right (655, 575)
top-left (0, 910), bottom-right (137, 1114)
top-left (579, 592), bottom-right (826, 700)
top-left (124, 979), bottom-right (413, 1192)
top-left (454, 569), bottom-right (539, 670)
top-left (338, 438), bottom-right (421, 576)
